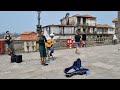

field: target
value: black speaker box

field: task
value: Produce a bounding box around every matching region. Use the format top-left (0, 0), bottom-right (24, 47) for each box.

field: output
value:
top-left (11, 55), bottom-right (22, 63)
top-left (16, 55), bottom-right (22, 63)
top-left (11, 55), bottom-right (16, 63)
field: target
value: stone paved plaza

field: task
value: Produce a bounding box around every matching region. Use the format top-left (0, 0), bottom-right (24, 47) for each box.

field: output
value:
top-left (0, 44), bottom-right (120, 79)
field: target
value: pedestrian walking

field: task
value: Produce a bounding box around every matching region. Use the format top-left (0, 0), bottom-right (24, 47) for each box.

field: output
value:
top-left (74, 31), bottom-right (81, 54)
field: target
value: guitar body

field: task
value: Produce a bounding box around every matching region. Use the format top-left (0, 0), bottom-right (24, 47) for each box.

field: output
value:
top-left (45, 39), bottom-right (54, 48)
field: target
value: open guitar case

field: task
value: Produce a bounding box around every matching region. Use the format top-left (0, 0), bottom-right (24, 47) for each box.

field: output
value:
top-left (64, 58), bottom-right (90, 77)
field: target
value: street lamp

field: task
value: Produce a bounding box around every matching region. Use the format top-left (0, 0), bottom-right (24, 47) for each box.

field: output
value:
top-left (36, 11), bottom-right (42, 34)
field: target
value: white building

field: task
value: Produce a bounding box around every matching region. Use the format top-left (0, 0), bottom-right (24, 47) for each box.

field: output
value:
top-left (112, 18), bottom-right (119, 27)
top-left (96, 24), bottom-right (115, 35)
top-left (112, 18), bottom-right (119, 34)
top-left (60, 14), bottom-right (96, 33)
top-left (42, 24), bottom-right (78, 39)
top-left (42, 13), bottom-right (115, 39)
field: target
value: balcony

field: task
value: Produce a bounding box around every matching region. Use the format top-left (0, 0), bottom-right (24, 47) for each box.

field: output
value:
top-left (79, 23), bottom-right (96, 27)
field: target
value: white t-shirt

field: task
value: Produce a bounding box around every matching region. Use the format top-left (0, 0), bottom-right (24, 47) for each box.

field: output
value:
top-left (113, 35), bottom-right (117, 40)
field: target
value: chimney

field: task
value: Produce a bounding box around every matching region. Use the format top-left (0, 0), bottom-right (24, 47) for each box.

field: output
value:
top-left (65, 13), bottom-right (70, 25)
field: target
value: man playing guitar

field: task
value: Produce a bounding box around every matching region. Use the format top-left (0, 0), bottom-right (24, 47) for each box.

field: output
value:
top-left (45, 34), bottom-right (55, 57)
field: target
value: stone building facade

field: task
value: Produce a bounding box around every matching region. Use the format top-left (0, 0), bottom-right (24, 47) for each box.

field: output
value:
top-left (42, 13), bottom-right (115, 40)
top-left (112, 11), bottom-right (120, 43)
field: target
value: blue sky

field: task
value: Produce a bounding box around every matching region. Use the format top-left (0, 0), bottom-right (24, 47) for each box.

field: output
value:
top-left (0, 11), bottom-right (117, 33)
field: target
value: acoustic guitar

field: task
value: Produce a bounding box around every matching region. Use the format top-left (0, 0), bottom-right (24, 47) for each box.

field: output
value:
top-left (45, 39), bottom-right (54, 48)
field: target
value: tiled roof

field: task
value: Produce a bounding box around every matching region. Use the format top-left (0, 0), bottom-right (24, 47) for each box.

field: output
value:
top-left (72, 14), bottom-right (96, 18)
top-left (21, 32), bottom-right (36, 35)
top-left (60, 14), bottom-right (96, 21)
top-left (43, 24), bottom-right (76, 27)
top-left (81, 14), bottom-right (96, 18)
top-left (96, 24), bottom-right (114, 28)
top-left (112, 18), bottom-right (119, 23)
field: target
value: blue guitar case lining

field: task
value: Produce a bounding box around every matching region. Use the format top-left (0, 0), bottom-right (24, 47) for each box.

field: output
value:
top-left (64, 58), bottom-right (90, 77)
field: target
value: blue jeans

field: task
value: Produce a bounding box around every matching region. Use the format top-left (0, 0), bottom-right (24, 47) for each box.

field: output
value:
top-left (47, 44), bottom-right (54, 53)
top-left (50, 44), bottom-right (54, 52)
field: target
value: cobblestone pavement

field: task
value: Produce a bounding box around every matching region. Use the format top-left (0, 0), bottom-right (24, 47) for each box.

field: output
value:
top-left (0, 44), bottom-right (120, 79)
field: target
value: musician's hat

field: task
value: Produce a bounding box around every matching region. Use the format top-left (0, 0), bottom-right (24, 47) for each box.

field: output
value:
top-left (50, 33), bottom-right (54, 36)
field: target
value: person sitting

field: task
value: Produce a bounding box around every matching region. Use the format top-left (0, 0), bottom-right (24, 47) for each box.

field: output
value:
top-left (45, 34), bottom-right (55, 58)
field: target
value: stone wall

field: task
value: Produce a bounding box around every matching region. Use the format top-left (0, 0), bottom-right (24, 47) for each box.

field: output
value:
top-left (4, 40), bottom-right (37, 53)
top-left (3, 34), bottom-right (113, 54)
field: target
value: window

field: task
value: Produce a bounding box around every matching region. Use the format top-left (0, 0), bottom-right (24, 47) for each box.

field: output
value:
top-left (83, 18), bottom-right (86, 25)
top-left (77, 29), bottom-right (81, 33)
top-left (77, 17), bottom-right (81, 25)
top-left (83, 29), bottom-right (86, 32)
top-left (109, 28), bottom-right (113, 31)
top-left (59, 27), bottom-right (64, 34)
top-left (46, 27), bottom-right (50, 35)
top-left (49, 27), bottom-right (51, 35)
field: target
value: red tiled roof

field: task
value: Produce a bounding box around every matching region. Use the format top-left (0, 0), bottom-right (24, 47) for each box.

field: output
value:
top-left (21, 32), bottom-right (36, 35)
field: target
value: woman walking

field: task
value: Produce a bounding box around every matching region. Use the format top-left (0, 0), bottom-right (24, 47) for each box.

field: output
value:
top-left (37, 31), bottom-right (48, 66)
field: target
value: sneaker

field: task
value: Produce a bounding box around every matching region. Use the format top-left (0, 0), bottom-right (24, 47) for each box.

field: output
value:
top-left (50, 53), bottom-right (52, 56)
top-left (43, 63), bottom-right (48, 66)
top-left (77, 52), bottom-right (80, 54)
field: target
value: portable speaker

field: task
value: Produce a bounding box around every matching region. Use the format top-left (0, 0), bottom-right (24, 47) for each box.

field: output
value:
top-left (16, 55), bottom-right (22, 63)
top-left (11, 55), bottom-right (16, 63)
top-left (19, 55), bottom-right (22, 62)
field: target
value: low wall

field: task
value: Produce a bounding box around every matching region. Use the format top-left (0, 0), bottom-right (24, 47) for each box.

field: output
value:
top-left (2, 34), bottom-right (115, 54)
